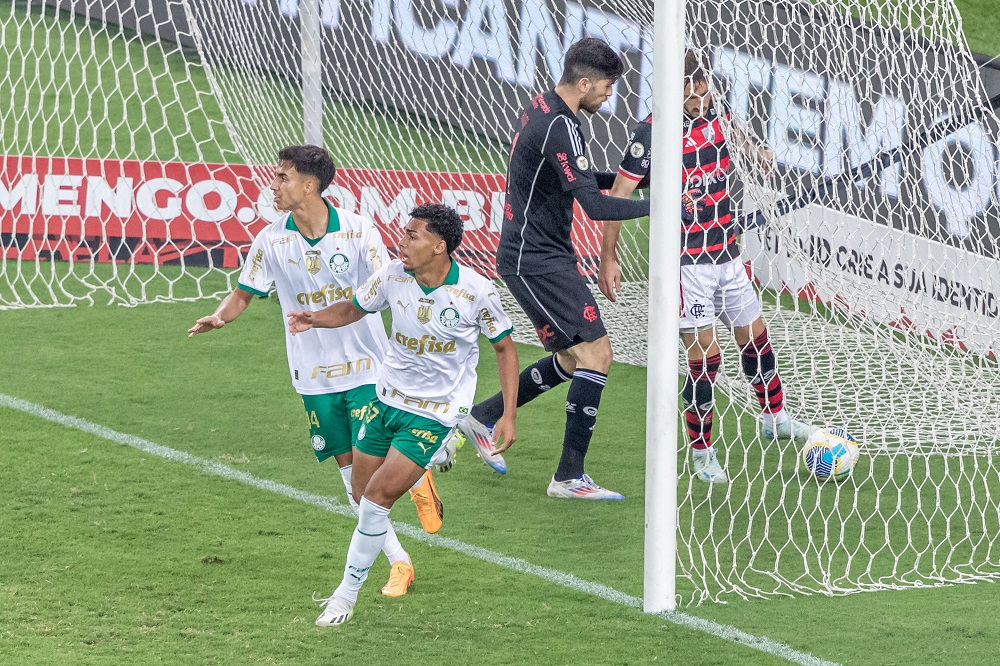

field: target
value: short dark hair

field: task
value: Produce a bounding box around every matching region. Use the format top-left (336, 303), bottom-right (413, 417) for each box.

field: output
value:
top-left (277, 144), bottom-right (336, 190)
top-left (559, 38), bottom-right (624, 86)
top-left (685, 50), bottom-right (711, 86)
top-left (410, 203), bottom-right (464, 256)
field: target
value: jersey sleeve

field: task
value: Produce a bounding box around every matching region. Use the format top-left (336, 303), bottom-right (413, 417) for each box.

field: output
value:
top-left (361, 218), bottom-right (391, 279)
top-left (476, 284), bottom-right (514, 343)
top-left (236, 231), bottom-right (274, 297)
top-left (352, 264), bottom-right (391, 313)
top-left (618, 120), bottom-right (652, 182)
top-left (542, 116), bottom-right (600, 192)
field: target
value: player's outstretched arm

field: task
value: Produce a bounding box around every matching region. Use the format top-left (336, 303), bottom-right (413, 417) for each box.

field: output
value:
top-left (188, 288), bottom-right (254, 337)
top-left (286, 301), bottom-right (366, 335)
top-left (727, 121), bottom-right (775, 177)
top-left (490, 336), bottom-right (519, 454)
top-left (544, 119), bottom-right (650, 222)
top-left (573, 184), bottom-right (650, 223)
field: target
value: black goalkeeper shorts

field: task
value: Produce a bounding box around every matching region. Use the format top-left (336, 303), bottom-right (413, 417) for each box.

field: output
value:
top-left (502, 269), bottom-right (608, 353)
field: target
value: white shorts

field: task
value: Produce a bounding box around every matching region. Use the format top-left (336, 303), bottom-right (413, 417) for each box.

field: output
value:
top-left (679, 260), bottom-right (761, 331)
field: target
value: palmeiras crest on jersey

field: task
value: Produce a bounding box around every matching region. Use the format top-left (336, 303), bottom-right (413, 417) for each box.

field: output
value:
top-left (439, 307), bottom-right (460, 328)
top-left (417, 297), bottom-right (435, 324)
top-left (305, 250), bottom-right (323, 275)
top-left (328, 253), bottom-right (350, 274)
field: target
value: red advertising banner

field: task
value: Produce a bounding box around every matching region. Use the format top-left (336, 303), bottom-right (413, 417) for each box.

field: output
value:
top-left (0, 156), bottom-right (602, 279)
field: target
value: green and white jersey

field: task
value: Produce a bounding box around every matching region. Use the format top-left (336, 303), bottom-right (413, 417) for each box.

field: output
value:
top-left (353, 258), bottom-right (513, 427)
top-left (237, 201), bottom-right (390, 395)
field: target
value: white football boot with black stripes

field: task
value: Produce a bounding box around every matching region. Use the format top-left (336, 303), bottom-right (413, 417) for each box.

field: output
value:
top-left (314, 594), bottom-right (355, 627)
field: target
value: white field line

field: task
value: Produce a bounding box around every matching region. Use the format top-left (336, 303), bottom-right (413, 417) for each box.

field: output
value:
top-left (1, 393), bottom-right (837, 666)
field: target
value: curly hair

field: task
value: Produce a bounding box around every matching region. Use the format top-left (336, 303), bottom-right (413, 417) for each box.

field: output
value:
top-left (410, 203), bottom-right (464, 256)
top-left (277, 144), bottom-right (336, 190)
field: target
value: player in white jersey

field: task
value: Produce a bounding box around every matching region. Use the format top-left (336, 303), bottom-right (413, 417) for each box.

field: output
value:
top-left (188, 145), bottom-right (445, 598)
top-left (286, 203), bottom-right (520, 627)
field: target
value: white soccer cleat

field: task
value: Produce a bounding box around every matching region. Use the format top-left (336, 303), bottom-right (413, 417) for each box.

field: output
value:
top-left (691, 447), bottom-right (728, 484)
top-left (314, 594), bottom-right (355, 627)
top-left (458, 414), bottom-right (507, 474)
top-left (546, 474), bottom-right (625, 500)
top-left (432, 431), bottom-right (462, 473)
top-left (760, 417), bottom-right (818, 444)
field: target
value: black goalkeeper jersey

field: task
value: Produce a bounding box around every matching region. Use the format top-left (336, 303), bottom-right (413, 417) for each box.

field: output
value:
top-left (497, 90), bottom-right (648, 276)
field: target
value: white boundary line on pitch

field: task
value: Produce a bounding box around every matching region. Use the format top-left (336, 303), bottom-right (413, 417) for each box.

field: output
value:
top-left (1, 393), bottom-right (837, 666)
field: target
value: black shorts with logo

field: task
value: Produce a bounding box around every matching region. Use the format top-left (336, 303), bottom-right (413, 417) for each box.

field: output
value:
top-left (502, 269), bottom-right (607, 352)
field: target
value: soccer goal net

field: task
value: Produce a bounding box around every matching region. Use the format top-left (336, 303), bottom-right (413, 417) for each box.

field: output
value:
top-left (3, 0), bottom-right (999, 605)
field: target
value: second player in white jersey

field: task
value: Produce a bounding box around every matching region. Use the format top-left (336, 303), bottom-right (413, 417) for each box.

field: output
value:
top-left (237, 201), bottom-right (389, 395)
top-left (353, 259), bottom-right (514, 427)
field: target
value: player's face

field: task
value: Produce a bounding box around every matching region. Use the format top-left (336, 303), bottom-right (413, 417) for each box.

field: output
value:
top-left (579, 77), bottom-right (616, 114)
top-left (397, 218), bottom-right (446, 272)
top-left (684, 80), bottom-right (712, 119)
top-left (270, 161), bottom-right (313, 211)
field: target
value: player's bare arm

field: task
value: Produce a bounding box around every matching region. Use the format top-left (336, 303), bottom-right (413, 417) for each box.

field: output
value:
top-left (490, 335), bottom-right (519, 453)
top-left (726, 121), bottom-right (775, 177)
top-left (187, 287), bottom-right (254, 337)
top-left (599, 174), bottom-right (643, 302)
top-left (286, 300), bottom-right (366, 334)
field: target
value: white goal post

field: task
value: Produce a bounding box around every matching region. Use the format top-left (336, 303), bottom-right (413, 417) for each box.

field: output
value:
top-left (643, 0), bottom-right (684, 613)
top-left (2, 0), bottom-right (1000, 608)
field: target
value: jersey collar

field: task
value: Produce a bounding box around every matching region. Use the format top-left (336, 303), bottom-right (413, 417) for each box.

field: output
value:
top-left (547, 89), bottom-right (579, 124)
top-left (285, 200), bottom-right (340, 247)
top-left (408, 258), bottom-right (460, 295)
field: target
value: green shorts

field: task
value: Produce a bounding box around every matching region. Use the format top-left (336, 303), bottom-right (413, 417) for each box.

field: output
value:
top-left (301, 384), bottom-right (378, 462)
top-left (354, 398), bottom-right (454, 468)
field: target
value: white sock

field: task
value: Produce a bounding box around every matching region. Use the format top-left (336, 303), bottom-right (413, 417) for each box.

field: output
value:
top-left (381, 525), bottom-right (409, 565)
top-left (410, 471), bottom-right (427, 492)
top-left (334, 498), bottom-right (390, 603)
top-left (338, 465), bottom-right (407, 564)
top-left (338, 464), bottom-right (359, 512)
top-left (761, 409), bottom-right (790, 429)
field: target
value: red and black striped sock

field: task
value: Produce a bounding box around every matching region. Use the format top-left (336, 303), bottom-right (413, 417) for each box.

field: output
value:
top-left (740, 330), bottom-right (785, 414)
top-left (682, 353), bottom-right (721, 450)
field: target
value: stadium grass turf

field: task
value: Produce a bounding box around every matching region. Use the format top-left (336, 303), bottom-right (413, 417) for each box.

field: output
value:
top-left (4, 1), bottom-right (1000, 664)
top-left (3, 301), bottom-right (1000, 665)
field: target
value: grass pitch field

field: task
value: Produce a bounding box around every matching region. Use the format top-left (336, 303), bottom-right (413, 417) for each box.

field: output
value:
top-left (3, 302), bottom-right (1000, 665)
top-left (4, 2), bottom-right (1000, 665)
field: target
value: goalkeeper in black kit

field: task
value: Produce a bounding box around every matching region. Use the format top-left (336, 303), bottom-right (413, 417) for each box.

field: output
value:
top-left (459, 38), bottom-right (649, 500)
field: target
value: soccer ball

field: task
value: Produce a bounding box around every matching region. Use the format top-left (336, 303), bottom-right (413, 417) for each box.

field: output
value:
top-left (800, 427), bottom-right (860, 482)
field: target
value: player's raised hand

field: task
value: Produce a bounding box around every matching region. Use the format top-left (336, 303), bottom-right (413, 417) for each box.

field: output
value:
top-left (681, 187), bottom-right (703, 218)
top-left (598, 259), bottom-right (621, 302)
top-left (286, 310), bottom-right (315, 335)
top-left (491, 413), bottom-right (516, 454)
top-left (188, 314), bottom-right (226, 337)
top-left (758, 147), bottom-right (776, 179)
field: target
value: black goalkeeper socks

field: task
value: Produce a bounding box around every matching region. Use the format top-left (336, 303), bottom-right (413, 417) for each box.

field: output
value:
top-left (554, 368), bottom-right (607, 481)
top-left (470, 354), bottom-right (571, 424)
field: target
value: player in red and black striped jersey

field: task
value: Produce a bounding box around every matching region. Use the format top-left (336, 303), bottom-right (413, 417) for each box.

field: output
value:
top-left (604, 51), bottom-right (816, 484)
top-left (461, 38), bottom-right (650, 500)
